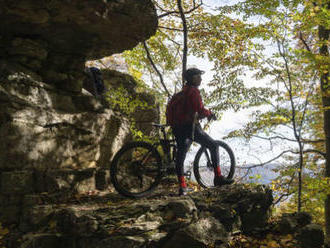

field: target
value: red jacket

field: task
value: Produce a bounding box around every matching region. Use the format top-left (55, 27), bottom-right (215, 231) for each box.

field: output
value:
top-left (177, 85), bottom-right (212, 125)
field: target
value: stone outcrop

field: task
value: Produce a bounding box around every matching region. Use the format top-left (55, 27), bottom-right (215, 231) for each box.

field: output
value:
top-left (0, 73), bottom-right (131, 171)
top-left (0, 72), bottom-right (131, 223)
top-left (2, 184), bottom-right (274, 248)
top-left (276, 212), bottom-right (324, 248)
top-left (0, 69), bottom-right (159, 224)
top-left (0, 0), bottom-right (158, 91)
top-left (0, 0), bottom-right (158, 226)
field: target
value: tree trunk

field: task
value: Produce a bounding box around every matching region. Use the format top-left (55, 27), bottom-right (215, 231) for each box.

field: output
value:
top-left (319, 21), bottom-right (330, 246)
top-left (177, 0), bottom-right (188, 86)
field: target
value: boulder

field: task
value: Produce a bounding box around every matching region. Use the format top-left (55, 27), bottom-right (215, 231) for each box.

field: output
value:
top-left (191, 184), bottom-right (273, 234)
top-left (0, 0), bottom-right (158, 90)
top-left (276, 212), bottom-right (312, 235)
top-left (296, 224), bottom-right (324, 248)
top-left (0, 74), bottom-right (130, 171)
top-left (163, 217), bottom-right (228, 248)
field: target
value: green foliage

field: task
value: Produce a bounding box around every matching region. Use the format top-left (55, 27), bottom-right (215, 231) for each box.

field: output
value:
top-left (220, 0), bottom-right (327, 223)
top-left (104, 85), bottom-right (156, 140)
top-left (122, 0), bottom-right (328, 224)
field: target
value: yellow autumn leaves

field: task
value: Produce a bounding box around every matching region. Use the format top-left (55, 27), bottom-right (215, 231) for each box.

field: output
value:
top-left (0, 223), bottom-right (9, 248)
top-left (229, 233), bottom-right (297, 248)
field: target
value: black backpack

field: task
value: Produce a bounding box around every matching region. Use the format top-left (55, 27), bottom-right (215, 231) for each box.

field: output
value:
top-left (83, 67), bottom-right (106, 96)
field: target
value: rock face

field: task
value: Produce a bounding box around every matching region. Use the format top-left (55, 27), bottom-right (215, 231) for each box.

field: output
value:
top-left (0, 0), bottom-right (158, 91)
top-left (0, 0), bottom-right (158, 225)
top-left (3, 184), bottom-right (274, 248)
top-left (0, 74), bottom-right (132, 171)
top-left (0, 73), bottom-right (132, 223)
top-left (0, 69), bottom-right (159, 224)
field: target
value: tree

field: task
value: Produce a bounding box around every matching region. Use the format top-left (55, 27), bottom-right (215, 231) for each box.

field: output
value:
top-left (224, 7), bottom-right (326, 213)
top-left (214, 0), bottom-right (329, 241)
top-left (124, 0), bottom-right (271, 111)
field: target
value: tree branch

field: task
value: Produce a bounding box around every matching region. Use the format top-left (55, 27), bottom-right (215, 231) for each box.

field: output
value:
top-left (252, 134), bottom-right (297, 143)
top-left (143, 41), bottom-right (171, 98)
top-left (158, 25), bottom-right (184, 32)
top-left (158, 2), bottom-right (203, 19)
top-left (273, 173), bottom-right (296, 205)
top-left (252, 135), bottom-right (325, 146)
top-left (237, 148), bottom-right (326, 172)
top-left (303, 149), bottom-right (326, 158)
top-left (298, 31), bottom-right (312, 52)
top-left (158, 29), bottom-right (182, 46)
top-left (236, 150), bottom-right (293, 170)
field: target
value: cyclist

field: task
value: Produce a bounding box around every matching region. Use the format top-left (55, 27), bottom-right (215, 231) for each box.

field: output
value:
top-left (171, 68), bottom-right (234, 196)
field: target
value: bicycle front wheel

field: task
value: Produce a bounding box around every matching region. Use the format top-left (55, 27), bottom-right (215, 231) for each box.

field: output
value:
top-left (110, 141), bottom-right (162, 198)
top-left (193, 140), bottom-right (235, 188)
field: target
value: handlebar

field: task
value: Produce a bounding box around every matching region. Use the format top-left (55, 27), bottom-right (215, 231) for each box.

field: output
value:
top-left (151, 123), bottom-right (169, 129)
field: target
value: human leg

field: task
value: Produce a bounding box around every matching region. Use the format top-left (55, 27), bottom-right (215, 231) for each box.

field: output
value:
top-left (172, 125), bottom-right (193, 190)
top-left (193, 125), bottom-right (233, 186)
top-left (193, 125), bottom-right (220, 172)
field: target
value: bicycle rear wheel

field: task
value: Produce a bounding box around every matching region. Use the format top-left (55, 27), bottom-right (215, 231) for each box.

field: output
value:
top-left (193, 140), bottom-right (235, 188)
top-left (110, 141), bottom-right (162, 198)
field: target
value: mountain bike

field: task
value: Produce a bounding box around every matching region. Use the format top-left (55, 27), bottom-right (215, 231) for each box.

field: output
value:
top-left (110, 123), bottom-right (235, 198)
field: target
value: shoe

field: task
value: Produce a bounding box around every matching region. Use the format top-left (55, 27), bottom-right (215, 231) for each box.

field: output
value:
top-left (214, 175), bottom-right (234, 187)
top-left (178, 187), bottom-right (194, 196)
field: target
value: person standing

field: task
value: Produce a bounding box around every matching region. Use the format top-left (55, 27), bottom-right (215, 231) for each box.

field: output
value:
top-left (170, 68), bottom-right (234, 196)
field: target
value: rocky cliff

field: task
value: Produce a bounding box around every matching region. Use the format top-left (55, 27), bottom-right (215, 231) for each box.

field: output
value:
top-left (4, 184), bottom-right (274, 248)
top-left (1, 182), bottom-right (325, 248)
top-left (0, 0), bottom-right (158, 225)
top-left (0, 0), bottom-right (157, 91)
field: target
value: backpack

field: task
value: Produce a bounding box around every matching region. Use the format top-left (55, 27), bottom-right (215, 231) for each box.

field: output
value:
top-left (166, 90), bottom-right (189, 126)
top-left (83, 67), bottom-right (106, 96)
top-left (89, 67), bottom-right (106, 95)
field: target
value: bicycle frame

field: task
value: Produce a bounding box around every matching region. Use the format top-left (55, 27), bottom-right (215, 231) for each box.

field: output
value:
top-left (152, 123), bottom-right (177, 174)
top-left (151, 123), bottom-right (195, 179)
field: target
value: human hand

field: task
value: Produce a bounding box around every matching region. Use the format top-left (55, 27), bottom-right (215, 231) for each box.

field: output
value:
top-left (207, 113), bottom-right (217, 121)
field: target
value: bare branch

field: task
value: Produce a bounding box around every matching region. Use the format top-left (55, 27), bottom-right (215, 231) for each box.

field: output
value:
top-left (236, 150), bottom-right (293, 170)
top-left (252, 135), bottom-right (325, 146)
top-left (237, 148), bottom-right (326, 172)
top-left (273, 171), bottom-right (296, 205)
top-left (158, 25), bottom-right (184, 32)
top-left (158, 2), bottom-right (203, 19)
top-left (252, 134), bottom-right (297, 143)
top-left (274, 192), bottom-right (293, 205)
top-left (303, 149), bottom-right (326, 158)
top-left (143, 41), bottom-right (171, 98)
top-left (158, 29), bottom-right (181, 46)
top-left (298, 84), bottom-right (314, 137)
top-left (298, 32), bottom-right (312, 52)
top-left (301, 139), bottom-right (326, 144)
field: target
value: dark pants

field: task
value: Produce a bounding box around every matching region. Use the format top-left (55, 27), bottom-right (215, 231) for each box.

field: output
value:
top-left (172, 124), bottom-right (219, 177)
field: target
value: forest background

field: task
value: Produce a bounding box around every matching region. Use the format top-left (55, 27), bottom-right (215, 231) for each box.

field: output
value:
top-left (88, 0), bottom-right (330, 244)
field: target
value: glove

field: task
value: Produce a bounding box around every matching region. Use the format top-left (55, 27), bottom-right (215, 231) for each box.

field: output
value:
top-left (207, 113), bottom-right (217, 121)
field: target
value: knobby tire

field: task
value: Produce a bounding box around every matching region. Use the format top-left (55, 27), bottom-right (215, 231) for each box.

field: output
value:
top-left (110, 141), bottom-right (162, 198)
top-left (193, 140), bottom-right (235, 188)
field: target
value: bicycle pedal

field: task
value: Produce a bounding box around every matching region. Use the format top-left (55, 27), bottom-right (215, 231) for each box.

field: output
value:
top-left (184, 171), bottom-right (192, 180)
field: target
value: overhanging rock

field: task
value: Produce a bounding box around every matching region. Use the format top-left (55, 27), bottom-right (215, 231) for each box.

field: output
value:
top-left (0, 0), bottom-right (158, 90)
